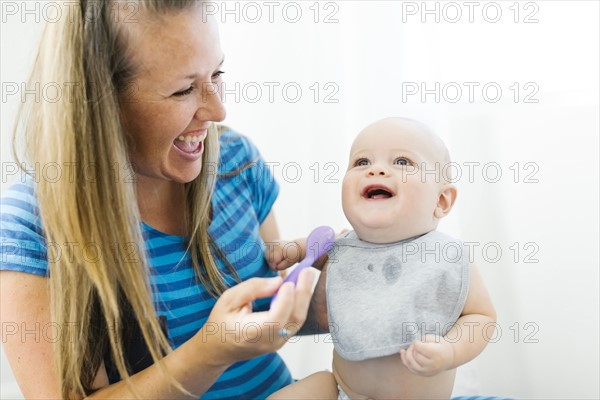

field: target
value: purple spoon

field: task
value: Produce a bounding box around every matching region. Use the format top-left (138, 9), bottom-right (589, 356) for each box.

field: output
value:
top-left (270, 226), bottom-right (336, 305)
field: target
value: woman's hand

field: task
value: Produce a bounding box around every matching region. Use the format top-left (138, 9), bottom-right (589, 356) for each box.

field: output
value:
top-left (197, 269), bottom-right (316, 367)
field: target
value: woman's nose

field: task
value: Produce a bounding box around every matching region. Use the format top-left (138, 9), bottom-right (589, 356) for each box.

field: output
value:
top-left (195, 82), bottom-right (226, 122)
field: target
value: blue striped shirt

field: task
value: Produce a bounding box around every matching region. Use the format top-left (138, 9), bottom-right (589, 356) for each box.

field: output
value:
top-left (0, 129), bottom-right (291, 399)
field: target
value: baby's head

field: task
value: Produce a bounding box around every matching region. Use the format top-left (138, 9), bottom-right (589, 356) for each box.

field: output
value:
top-left (342, 117), bottom-right (457, 243)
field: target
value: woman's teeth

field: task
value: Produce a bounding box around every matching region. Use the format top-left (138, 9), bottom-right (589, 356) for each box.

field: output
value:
top-left (177, 135), bottom-right (202, 143)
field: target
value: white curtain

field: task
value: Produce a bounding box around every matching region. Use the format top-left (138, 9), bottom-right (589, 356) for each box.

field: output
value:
top-left (219, 2), bottom-right (599, 398)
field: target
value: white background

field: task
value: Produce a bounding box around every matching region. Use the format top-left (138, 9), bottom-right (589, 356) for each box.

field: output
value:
top-left (1, 1), bottom-right (599, 399)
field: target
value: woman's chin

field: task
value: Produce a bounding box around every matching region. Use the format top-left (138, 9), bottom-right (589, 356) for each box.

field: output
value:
top-left (170, 169), bottom-right (203, 184)
top-left (165, 158), bottom-right (205, 184)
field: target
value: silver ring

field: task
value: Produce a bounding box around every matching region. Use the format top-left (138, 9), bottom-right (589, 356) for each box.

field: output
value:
top-left (278, 329), bottom-right (290, 338)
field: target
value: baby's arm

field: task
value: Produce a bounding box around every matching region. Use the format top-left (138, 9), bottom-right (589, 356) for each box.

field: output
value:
top-left (261, 213), bottom-right (333, 272)
top-left (400, 263), bottom-right (496, 376)
top-left (260, 211), bottom-right (304, 270)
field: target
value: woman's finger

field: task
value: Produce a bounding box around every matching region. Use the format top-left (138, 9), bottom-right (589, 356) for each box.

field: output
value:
top-left (296, 267), bottom-right (317, 292)
top-left (265, 281), bottom-right (295, 322)
top-left (289, 268), bottom-right (316, 322)
top-left (221, 276), bottom-right (283, 311)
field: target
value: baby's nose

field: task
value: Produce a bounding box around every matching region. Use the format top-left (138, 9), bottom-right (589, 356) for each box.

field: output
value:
top-left (367, 164), bottom-right (389, 176)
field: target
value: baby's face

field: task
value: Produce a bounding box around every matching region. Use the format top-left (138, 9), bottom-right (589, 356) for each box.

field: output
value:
top-left (342, 118), bottom-right (452, 243)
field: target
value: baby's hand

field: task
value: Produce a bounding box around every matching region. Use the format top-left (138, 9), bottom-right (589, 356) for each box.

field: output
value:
top-left (399, 335), bottom-right (455, 377)
top-left (265, 229), bottom-right (347, 271)
top-left (264, 239), bottom-right (304, 271)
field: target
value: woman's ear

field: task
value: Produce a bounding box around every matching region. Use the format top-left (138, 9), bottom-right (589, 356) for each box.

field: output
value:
top-left (434, 184), bottom-right (457, 218)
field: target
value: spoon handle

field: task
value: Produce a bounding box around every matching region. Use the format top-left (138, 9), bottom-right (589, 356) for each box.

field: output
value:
top-left (269, 226), bottom-right (335, 307)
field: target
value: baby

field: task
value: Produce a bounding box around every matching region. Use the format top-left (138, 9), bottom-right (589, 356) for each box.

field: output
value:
top-left (269, 117), bottom-right (496, 400)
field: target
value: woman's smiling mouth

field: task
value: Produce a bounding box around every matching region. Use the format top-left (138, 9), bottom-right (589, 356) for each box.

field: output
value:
top-left (173, 129), bottom-right (207, 157)
top-left (173, 138), bottom-right (202, 154)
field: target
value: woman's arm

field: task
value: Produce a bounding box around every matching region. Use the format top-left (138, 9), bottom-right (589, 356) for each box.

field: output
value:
top-left (1, 271), bottom-right (62, 397)
top-left (301, 261), bottom-right (330, 334)
top-left (1, 269), bottom-right (315, 399)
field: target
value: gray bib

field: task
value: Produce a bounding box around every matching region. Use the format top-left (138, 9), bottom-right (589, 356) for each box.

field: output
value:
top-left (326, 230), bottom-right (469, 361)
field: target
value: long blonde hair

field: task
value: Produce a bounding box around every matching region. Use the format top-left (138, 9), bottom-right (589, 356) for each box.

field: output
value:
top-left (14, 0), bottom-right (232, 397)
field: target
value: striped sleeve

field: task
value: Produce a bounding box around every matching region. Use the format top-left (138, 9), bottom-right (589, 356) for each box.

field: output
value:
top-left (235, 134), bottom-right (279, 224)
top-left (217, 130), bottom-right (280, 225)
top-left (0, 177), bottom-right (49, 277)
top-left (451, 397), bottom-right (515, 400)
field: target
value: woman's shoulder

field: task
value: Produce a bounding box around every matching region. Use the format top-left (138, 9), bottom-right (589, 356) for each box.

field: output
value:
top-left (1, 174), bottom-right (48, 276)
top-left (1, 174), bottom-right (40, 221)
top-left (217, 125), bottom-right (262, 171)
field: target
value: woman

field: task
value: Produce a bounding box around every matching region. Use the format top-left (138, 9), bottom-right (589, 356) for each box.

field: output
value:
top-left (0, 1), bottom-right (323, 398)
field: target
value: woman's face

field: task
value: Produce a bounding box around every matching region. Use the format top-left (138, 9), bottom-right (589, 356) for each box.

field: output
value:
top-left (119, 7), bottom-right (225, 185)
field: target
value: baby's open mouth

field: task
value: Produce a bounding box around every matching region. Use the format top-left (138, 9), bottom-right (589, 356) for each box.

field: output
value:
top-left (362, 185), bottom-right (394, 200)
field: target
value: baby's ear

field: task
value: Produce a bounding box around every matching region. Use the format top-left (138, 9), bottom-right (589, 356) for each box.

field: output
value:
top-left (434, 184), bottom-right (457, 218)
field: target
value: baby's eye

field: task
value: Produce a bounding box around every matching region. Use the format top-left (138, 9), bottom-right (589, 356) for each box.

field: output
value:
top-left (394, 157), bottom-right (411, 166)
top-left (354, 158), bottom-right (370, 167)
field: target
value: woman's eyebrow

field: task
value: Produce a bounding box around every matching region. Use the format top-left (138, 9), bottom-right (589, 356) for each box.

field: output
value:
top-left (181, 56), bottom-right (225, 80)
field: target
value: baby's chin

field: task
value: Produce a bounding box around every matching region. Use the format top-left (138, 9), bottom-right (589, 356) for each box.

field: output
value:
top-left (352, 225), bottom-right (414, 244)
top-left (351, 217), bottom-right (439, 244)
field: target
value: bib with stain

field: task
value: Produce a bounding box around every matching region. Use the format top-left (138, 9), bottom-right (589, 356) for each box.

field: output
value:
top-left (326, 230), bottom-right (470, 361)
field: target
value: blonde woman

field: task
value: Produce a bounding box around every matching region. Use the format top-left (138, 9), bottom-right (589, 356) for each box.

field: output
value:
top-left (0, 1), bottom-right (326, 398)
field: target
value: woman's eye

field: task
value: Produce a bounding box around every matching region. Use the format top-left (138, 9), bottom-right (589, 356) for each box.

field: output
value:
top-left (173, 87), bottom-right (194, 97)
top-left (394, 158), bottom-right (410, 166)
top-left (355, 159), bottom-right (370, 167)
top-left (173, 71), bottom-right (224, 97)
top-left (212, 70), bottom-right (225, 80)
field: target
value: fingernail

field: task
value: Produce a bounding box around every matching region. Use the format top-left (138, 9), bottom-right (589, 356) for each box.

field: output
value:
top-left (302, 268), bottom-right (317, 281)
